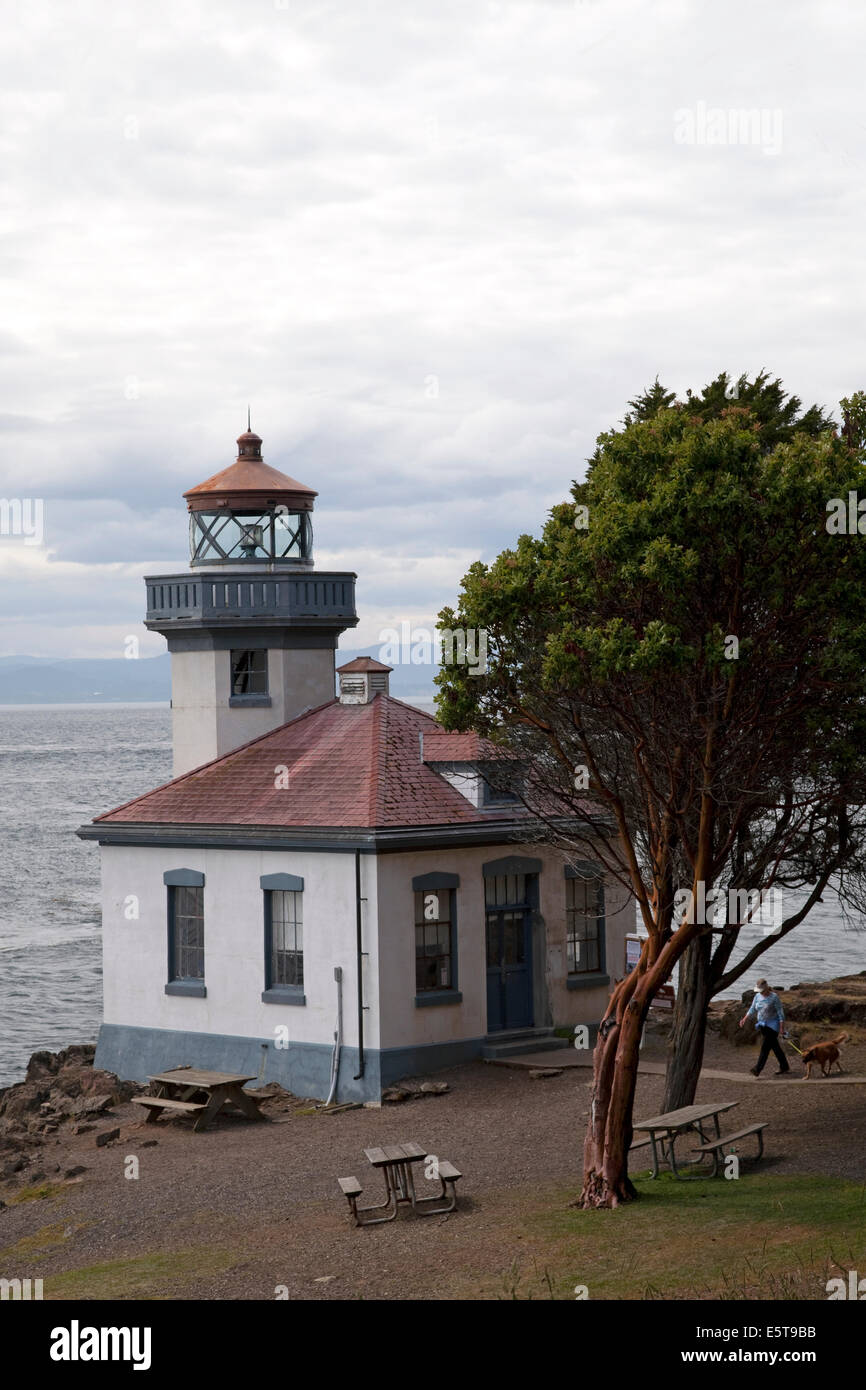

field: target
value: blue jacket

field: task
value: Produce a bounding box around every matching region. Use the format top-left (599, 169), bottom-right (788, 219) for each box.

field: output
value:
top-left (746, 990), bottom-right (784, 1032)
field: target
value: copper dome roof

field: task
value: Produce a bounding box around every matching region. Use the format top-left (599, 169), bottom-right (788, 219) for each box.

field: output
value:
top-left (183, 426), bottom-right (318, 513)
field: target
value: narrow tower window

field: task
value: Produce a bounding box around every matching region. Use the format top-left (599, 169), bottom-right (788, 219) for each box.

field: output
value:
top-left (231, 649), bottom-right (268, 696)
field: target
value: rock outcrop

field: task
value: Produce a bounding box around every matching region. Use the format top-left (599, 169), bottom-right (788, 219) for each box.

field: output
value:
top-left (716, 972), bottom-right (866, 1045)
top-left (0, 1044), bottom-right (143, 1179)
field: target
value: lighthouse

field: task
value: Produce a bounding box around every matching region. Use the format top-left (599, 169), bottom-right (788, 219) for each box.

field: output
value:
top-left (145, 423), bottom-right (358, 775)
top-left (79, 412), bottom-right (627, 1103)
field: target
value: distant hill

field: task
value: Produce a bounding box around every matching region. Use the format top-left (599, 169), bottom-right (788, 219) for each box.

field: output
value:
top-left (0, 650), bottom-right (436, 703)
top-left (0, 654), bottom-right (173, 703)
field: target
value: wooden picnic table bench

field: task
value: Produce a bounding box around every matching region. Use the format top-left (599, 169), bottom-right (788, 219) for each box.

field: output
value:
top-left (131, 1068), bottom-right (265, 1133)
top-left (632, 1101), bottom-right (761, 1179)
top-left (693, 1122), bottom-right (768, 1175)
top-left (338, 1141), bottom-right (463, 1226)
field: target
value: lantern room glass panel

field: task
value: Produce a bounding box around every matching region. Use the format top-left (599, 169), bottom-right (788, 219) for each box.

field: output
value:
top-left (189, 509), bottom-right (312, 565)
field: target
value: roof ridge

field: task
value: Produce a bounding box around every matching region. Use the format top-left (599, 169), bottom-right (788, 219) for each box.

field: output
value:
top-left (368, 694), bottom-right (386, 824)
top-left (382, 693), bottom-right (443, 728)
top-left (93, 696), bottom-right (339, 822)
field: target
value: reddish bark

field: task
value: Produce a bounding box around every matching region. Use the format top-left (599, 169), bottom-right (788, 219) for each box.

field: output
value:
top-left (580, 841), bottom-right (713, 1208)
top-left (580, 979), bottom-right (646, 1208)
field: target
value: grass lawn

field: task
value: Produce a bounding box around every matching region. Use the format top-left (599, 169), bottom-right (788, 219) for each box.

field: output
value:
top-left (3, 1170), bottom-right (863, 1301)
top-left (477, 1174), bottom-right (866, 1300)
top-left (43, 1248), bottom-right (242, 1301)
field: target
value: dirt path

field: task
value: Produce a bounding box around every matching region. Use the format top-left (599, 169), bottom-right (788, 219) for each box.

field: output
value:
top-left (2, 1030), bottom-right (865, 1300)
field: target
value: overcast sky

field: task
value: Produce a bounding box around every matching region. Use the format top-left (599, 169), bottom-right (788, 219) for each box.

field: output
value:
top-left (1, 0), bottom-right (864, 660)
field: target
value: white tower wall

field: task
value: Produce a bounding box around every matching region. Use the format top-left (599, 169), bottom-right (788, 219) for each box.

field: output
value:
top-left (169, 647), bottom-right (338, 776)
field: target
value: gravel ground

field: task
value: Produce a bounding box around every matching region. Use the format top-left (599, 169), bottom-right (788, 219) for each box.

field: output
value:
top-left (2, 1028), bottom-right (865, 1301)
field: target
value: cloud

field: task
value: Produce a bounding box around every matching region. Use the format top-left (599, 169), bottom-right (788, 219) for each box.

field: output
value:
top-left (1, 0), bottom-right (863, 656)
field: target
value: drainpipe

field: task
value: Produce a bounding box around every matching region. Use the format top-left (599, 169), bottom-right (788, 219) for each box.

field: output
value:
top-left (325, 966), bottom-right (343, 1107)
top-left (353, 849), bottom-right (366, 1080)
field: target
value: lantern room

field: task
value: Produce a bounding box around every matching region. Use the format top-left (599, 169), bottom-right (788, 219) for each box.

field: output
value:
top-left (183, 424), bottom-right (317, 568)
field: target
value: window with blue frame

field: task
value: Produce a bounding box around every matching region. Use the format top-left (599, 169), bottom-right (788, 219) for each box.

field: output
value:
top-left (414, 888), bottom-right (454, 992)
top-left (566, 873), bottom-right (603, 974)
top-left (231, 648), bottom-right (268, 696)
top-left (266, 889), bottom-right (304, 989)
top-left (168, 885), bottom-right (205, 980)
top-left (261, 873), bottom-right (305, 1003)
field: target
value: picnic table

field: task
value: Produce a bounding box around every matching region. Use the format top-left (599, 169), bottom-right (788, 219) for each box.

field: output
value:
top-left (631, 1101), bottom-right (767, 1179)
top-left (337, 1141), bottom-right (463, 1226)
top-left (131, 1068), bottom-right (265, 1133)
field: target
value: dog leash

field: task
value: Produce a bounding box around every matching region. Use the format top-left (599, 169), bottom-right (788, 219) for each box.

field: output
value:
top-left (782, 1033), bottom-right (805, 1056)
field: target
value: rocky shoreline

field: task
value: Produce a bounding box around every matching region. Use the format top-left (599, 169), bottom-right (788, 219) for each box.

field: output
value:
top-left (709, 971), bottom-right (866, 1046)
top-left (0, 1045), bottom-right (143, 1191)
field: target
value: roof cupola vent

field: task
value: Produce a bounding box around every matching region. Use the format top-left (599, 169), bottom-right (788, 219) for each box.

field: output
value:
top-left (337, 657), bottom-right (392, 704)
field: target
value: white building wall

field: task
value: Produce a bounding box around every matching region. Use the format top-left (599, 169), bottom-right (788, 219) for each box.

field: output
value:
top-left (433, 765), bottom-right (483, 807)
top-left (100, 844), bottom-right (378, 1051)
top-left (98, 835), bottom-right (630, 1083)
top-left (376, 847), bottom-right (487, 1052)
top-left (375, 841), bottom-right (632, 1051)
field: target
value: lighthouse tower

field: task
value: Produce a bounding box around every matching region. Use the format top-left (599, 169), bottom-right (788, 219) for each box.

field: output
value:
top-left (146, 422), bottom-right (358, 776)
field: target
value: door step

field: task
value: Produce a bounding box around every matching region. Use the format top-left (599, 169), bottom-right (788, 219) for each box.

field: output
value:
top-left (480, 1029), bottom-right (570, 1060)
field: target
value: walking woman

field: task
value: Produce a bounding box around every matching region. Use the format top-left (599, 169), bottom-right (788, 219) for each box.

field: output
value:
top-left (738, 978), bottom-right (791, 1076)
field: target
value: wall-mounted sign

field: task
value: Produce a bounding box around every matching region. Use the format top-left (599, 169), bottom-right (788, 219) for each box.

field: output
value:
top-left (625, 934), bottom-right (642, 973)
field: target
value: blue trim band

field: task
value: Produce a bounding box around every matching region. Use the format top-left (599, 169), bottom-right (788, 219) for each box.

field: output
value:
top-left (482, 855), bottom-right (542, 877)
top-left (414, 990), bottom-right (463, 1008)
top-left (260, 873), bottom-right (304, 891)
top-left (163, 868), bottom-right (205, 886)
top-left (412, 871), bottom-right (460, 890)
top-left (93, 1024), bottom-right (488, 1103)
top-left (261, 987), bottom-right (306, 1006)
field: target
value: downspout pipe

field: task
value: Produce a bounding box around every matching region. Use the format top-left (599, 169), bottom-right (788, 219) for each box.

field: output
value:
top-left (325, 965), bottom-right (343, 1107)
top-left (353, 848), bottom-right (365, 1080)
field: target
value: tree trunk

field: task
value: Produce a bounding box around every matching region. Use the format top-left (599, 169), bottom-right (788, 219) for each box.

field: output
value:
top-left (580, 986), bottom-right (646, 1208)
top-left (579, 901), bottom-right (708, 1208)
top-left (661, 931), bottom-right (712, 1113)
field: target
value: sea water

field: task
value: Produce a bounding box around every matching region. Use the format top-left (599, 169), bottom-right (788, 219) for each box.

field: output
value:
top-left (0, 706), bottom-right (171, 1087)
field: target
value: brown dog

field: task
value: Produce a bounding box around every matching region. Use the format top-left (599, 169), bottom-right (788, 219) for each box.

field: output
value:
top-left (801, 1033), bottom-right (848, 1078)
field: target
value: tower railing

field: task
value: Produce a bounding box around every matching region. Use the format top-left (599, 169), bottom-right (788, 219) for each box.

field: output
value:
top-left (144, 571), bottom-right (357, 624)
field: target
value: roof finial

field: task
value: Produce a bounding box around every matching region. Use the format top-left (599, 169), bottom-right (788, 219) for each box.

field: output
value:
top-left (247, 404), bottom-right (251, 432)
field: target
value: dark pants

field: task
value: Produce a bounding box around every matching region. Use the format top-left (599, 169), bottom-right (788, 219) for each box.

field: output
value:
top-left (755, 1025), bottom-right (789, 1073)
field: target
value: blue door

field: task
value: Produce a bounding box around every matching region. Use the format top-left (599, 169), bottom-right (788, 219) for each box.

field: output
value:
top-left (485, 874), bottom-right (534, 1032)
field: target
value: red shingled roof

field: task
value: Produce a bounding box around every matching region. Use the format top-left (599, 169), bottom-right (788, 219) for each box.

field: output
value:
top-left (95, 696), bottom-right (516, 830)
top-left (423, 731), bottom-right (494, 761)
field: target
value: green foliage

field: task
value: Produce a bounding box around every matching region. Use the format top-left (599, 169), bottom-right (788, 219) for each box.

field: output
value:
top-left (840, 389), bottom-right (866, 459)
top-left (624, 377), bottom-right (676, 423)
top-left (435, 372), bottom-right (866, 928)
top-left (437, 381), bottom-right (865, 734)
top-left (682, 369), bottom-right (834, 445)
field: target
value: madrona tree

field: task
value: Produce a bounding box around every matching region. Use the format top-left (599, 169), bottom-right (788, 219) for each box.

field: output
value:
top-left (434, 373), bottom-right (866, 1208)
top-left (619, 373), bottom-right (865, 1115)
